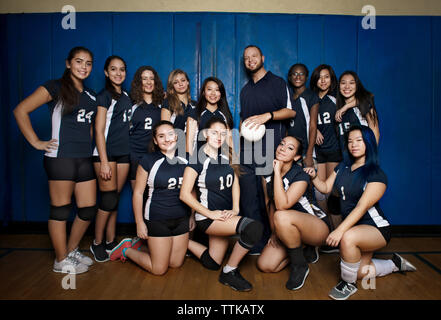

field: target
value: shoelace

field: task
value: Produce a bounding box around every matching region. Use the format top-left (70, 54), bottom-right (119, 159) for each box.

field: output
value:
top-left (66, 256), bottom-right (81, 266)
top-left (69, 248), bottom-right (85, 261)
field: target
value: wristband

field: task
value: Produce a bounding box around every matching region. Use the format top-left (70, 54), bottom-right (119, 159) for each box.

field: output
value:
top-left (269, 112), bottom-right (274, 121)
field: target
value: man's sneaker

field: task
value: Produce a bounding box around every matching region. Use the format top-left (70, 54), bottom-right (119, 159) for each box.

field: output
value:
top-left (53, 256), bottom-right (88, 274)
top-left (328, 280), bottom-right (358, 300)
top-left (319, 245), bottom-right (339, 254)
top-left (110, 238), bottom-right (132, 262)
top-left (90, 241), bottom-right (110, 263)
top-left (68, 248), bottom-right (94, 266)
top-left (219, 268), bottom-right (252, 292)
top-left (131, 237), bottom-right (143, 251)
top-left (303, 245), bottom-right (319, 264)
top-left (392, 253), bottom-right (417, 273)
top-left (105, 239), bottom-right (119, 254)
top-left (286, 264), bottom-right (309, 290)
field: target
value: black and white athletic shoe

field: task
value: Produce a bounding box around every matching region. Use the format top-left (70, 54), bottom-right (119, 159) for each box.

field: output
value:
top-left (319, 245), bottom-right (339, 254)
top-left (328, 280), bottom-right (358, 300)
top-left (219, 268), bottom-right (252, 292)
top-left (105, 239), bottom-right (119, 254)
top-left (303, 245), bottom-right (319, 264)
top-left (392, 253), bottom-right (417, 273)
top-left (90, 242), bottom-right (110, 263)
top-left (286, 264), bottom-right (309, 290)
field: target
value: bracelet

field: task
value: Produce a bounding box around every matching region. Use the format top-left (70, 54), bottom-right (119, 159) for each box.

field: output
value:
top-left (269, 112), bottom-right (274, 121)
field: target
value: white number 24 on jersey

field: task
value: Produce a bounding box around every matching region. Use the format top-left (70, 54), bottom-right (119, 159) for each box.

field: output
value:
top-left (77, 109), bottom-right (94, 123)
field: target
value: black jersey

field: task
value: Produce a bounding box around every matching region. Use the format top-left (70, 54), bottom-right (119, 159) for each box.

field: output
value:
top-left (287, 88), bottom-right (320, 155)
top-left (187, 153), bottom-right (235, 221)
top-left (265, 164), bottom-right (326, 219)
top-left (93, 89), bottom-right (132, 157)
top-left (240, 71), bottom-right (292, 157)
top-left (162, 98), bottom-right (196, 132)
top-left (337, 106), bottom-right (370, 152)
top-left (316, 95), bottom-right (340, 152)
top-left (140, 151), bottom-right (190, 221)
top-left (43, 79), bottom-right (97, 158)
top-left (333, 163), bottom-right (389, 228)
top-left (129, 102), bottom-right (162, 157)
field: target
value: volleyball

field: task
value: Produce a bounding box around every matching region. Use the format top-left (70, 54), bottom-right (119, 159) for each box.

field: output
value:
top-left (241, 121), bottom-right (266, 142)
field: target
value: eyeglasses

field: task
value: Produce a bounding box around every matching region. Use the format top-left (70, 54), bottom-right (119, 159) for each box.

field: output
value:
top-left (291, 72), bottom-right (305, 77)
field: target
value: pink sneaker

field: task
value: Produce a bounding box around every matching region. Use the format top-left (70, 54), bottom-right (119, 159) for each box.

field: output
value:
top-left (131, 237), bottom-right (144, 251)
top-left (110, 238), bottom-right (132, 262)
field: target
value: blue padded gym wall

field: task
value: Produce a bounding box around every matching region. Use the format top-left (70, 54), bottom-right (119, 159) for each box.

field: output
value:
top-left (1, 12), bottom-right (440, 225)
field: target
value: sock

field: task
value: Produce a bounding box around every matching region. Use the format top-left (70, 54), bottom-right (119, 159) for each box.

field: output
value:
top-left (93, 239), bottom-right (101, 246)
top-left (372, 259), bottom-right (398, 277)
top-left (106, 240), bottom-right (113, 245)
top-left (223, 265), bottom-right (237, 273)
top-left (340, 259), bottom-right (361, 284)
top-left (287, 246), bottom-right (307, 267)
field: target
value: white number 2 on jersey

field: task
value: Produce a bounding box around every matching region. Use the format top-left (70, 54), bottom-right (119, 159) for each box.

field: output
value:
top-left (144, 117), bottom-right (152, 130)
top-left (219, 174), bottom-right (233, 190)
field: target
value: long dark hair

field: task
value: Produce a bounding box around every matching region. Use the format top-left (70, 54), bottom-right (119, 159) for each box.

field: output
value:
top-left (104, 55), bottom-right (127, 100)
top-left (59, 46), bottom-right (93, 115)
top-left (337, 124), bottom-right (381, 188)
top-left (310, 64), bottom-right (338, 97)
top-left (204, 117), bottom-right (240, 177)
top-left (130, 66), bottom-right (164, 107)
top-left (196, 77), bottom-right (234, 129)
top-left (166, 69), bottom-right (192, 116)
top-left (336, 71), bottom-right (379, 126)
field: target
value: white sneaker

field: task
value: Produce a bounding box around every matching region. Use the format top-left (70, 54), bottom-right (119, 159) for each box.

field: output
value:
top-left (53, 256), bottom-right (89, 274)
top-left (68, 248), bottom-right (94, 266)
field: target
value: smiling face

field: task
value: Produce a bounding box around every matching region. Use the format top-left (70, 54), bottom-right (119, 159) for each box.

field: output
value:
top-left (105, 58), bottom-right (126, 87)
top-left (205, 121), bottom-right (227, 150)
top-left (275, 136), bottom-right (300, 162)
top-left (347, 129), bottom-right (366, 159)
top-left (141, 70), bottom-right (155, 94)
top-left (317, 68), bottom-right (331, 92)
top-left (66, 50), bottom-right (93, 82)
top-left (289, 65), bottom-right (307, 88)
top-left (339, 74), bottom-right (357, 100)
top-left (243, 46), bottom-right (264, 74)
top-left (203, 81), bottom-right (221, 106)
top-left (153, 124), bottom-right (177, 152)
top-left (172, 72), bottom-right (189, 95)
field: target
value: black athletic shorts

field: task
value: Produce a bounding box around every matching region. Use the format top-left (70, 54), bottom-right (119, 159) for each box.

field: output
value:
top-left (145, 216), bottom-right (189, 237)
top-left (315, 148), bottom-right (342, 164)
top-left (43, 156), bottom-right (95, 182)
top-left (377, 225), bottom-right (392, 244)
top-left (196, 218), bottom-right (214, 233)
top-left (92, 154), bottom-right (130, 164)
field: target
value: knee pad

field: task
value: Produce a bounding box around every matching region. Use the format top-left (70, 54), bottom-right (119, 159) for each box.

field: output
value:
top-left (77, 205), bottom-right (97, 221)
top-left (314, 188), bottom-right (326, 202)
top-left (327, 194), bottom-right (341, 215)
top-left (49, 203), bottom-right (72, 221)
top-left (99, 190), bottom-right (119, 212)
top-left (200, 249), bottom-right (221, 270)
top-left (236, 217), bottom-right (263, 250)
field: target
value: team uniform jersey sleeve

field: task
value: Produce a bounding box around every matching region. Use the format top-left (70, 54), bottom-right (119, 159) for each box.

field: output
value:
top-left (42, 79), bottom-right (61, 100)
top-left (139, 153), bottom-right (157, 174)
top-left (162, 98), bottom-right (171, 111)
top-left (288, 167), bottom-right (310, 185)
top-left (187, 107), bottom-right (198, 121)
top-left (96, 90), bottom-right (112, 109)
top-left (187, 161), bottom-right (203, 175)
top-left (367, 168), bottom-right (388, 185)
top-left (334, 162), bottom-right (346, 174)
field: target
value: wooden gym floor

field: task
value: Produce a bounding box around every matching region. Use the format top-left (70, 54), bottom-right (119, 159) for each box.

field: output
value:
top-left (0, 234), bottom-right (440, 300)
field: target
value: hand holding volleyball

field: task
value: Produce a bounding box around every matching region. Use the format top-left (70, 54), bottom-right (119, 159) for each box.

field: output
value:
top-left (241, 117), bottom-right (266, 142)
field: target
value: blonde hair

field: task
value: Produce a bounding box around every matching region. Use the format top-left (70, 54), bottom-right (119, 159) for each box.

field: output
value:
top-left (166, 69), bottom-right (191, 116)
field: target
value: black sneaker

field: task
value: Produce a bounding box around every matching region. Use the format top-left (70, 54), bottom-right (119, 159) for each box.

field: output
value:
top-left (90, 241), bottom-right (110, 262)
top-left (303, 245), bottom-right (319, 263)
top-left (392, 253), bottom-right (417, 273)
top-left (286, 264), bottom-right (309, 290)
top-left (319, 245), bottom-right (339, 254)
top-left (219, 269), bottom-right (252, 292)
top-left (105, 239), bottom-right (119, 254)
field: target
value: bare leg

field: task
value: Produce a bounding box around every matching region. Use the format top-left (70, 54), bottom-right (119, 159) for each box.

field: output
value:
top-left (48, 180), bottom-right (75, 262)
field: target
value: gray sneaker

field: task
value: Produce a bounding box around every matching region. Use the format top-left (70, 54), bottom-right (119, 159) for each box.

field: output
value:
top-left (68, 248), bottom-right (94, 266)
top-left (392, 253), bottom-right (417, 272)
top-left (53, 256), bottom-right (88, 274)
top-left (329, 280), bottom-right (358, 300)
